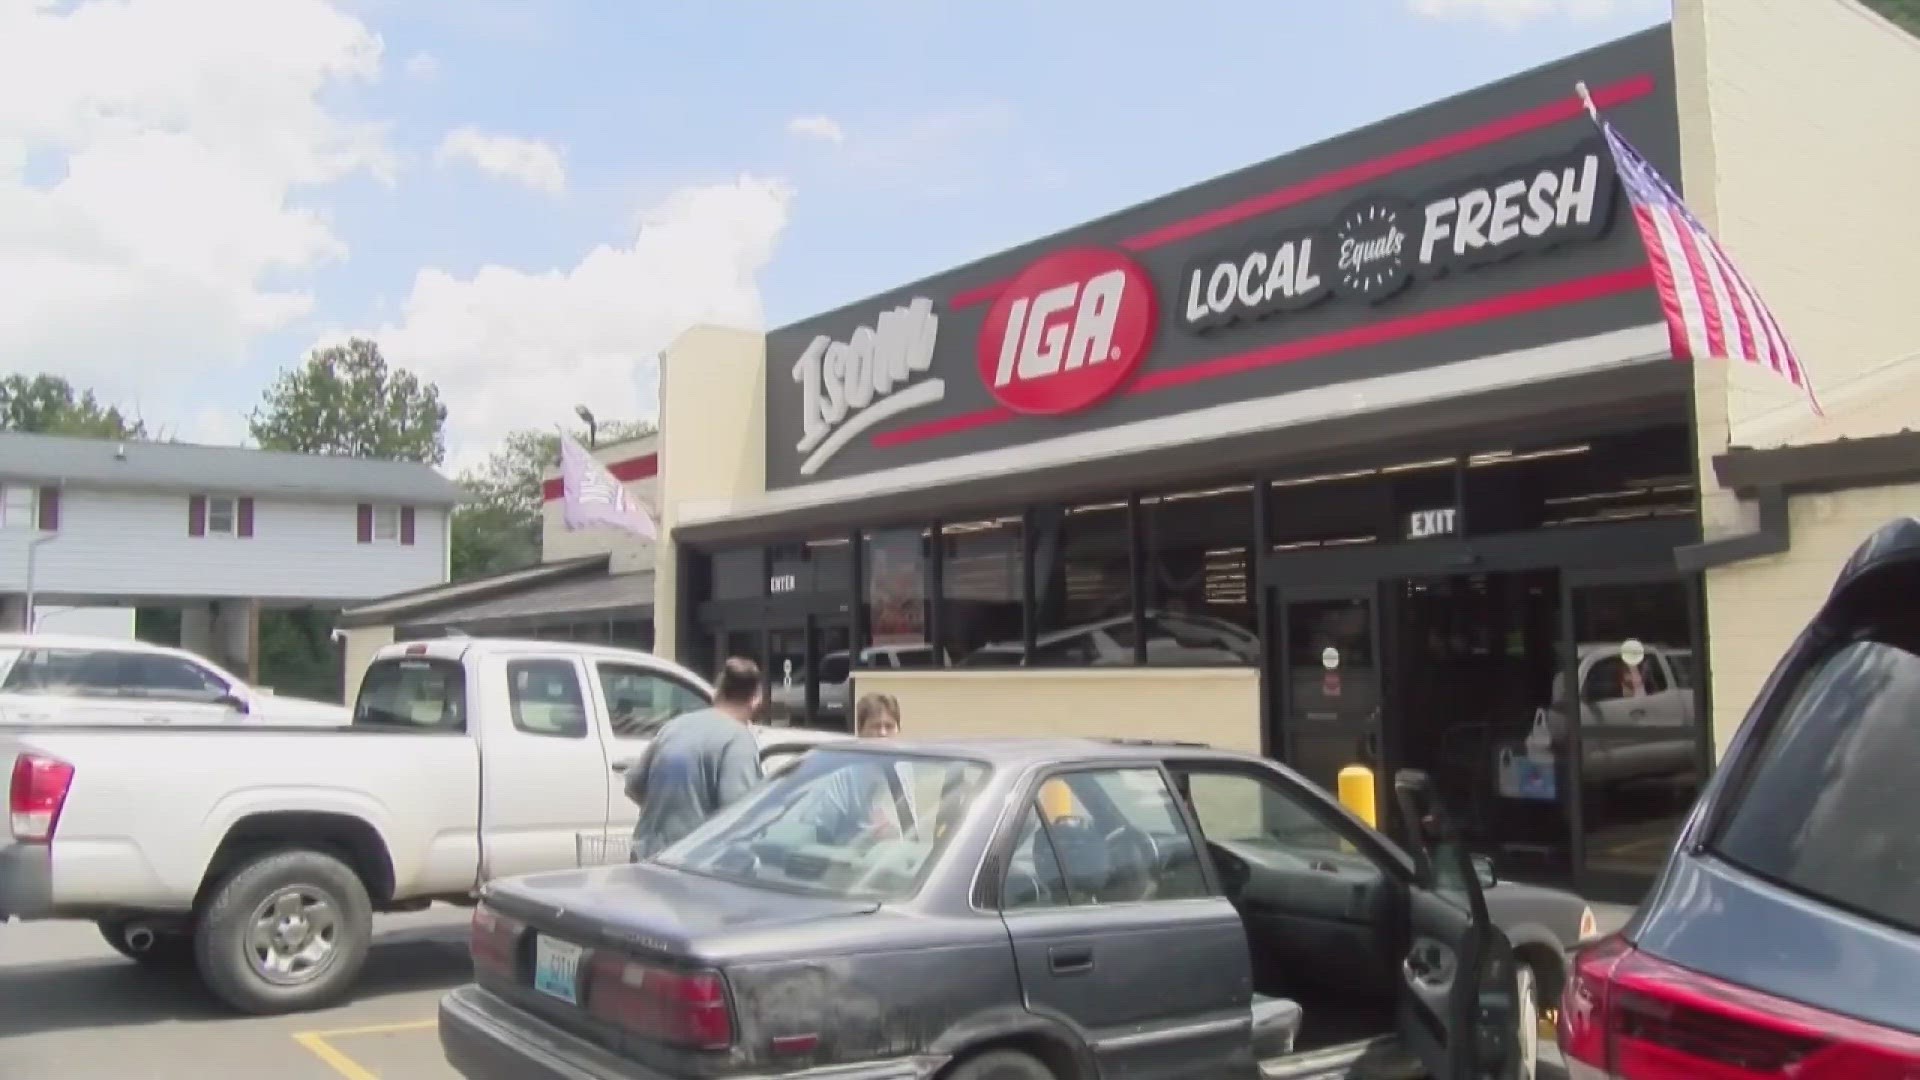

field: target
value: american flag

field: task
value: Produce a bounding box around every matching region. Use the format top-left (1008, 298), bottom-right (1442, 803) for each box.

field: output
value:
top-left (559, 433), bottom-right (656, 539)
top-left (1587, 94), bottom-right (1822, 415)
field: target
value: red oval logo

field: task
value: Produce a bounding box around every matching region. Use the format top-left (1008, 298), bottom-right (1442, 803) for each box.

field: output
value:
top-left (975, 247), bottom-right (1157, 416)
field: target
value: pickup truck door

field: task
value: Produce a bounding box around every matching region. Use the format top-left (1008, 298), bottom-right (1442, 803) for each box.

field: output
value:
top-left (581, 658), bottom-right (713, 838)
top-left (478, 653), bottom-right (613, 881)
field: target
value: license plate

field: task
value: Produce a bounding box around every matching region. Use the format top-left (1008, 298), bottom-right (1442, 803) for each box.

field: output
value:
top-left (533, 935), bottom-right (585, 1005)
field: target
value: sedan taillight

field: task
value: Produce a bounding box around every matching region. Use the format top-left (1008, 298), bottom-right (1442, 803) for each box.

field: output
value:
top-left (585, 953), bottom-right (733, 1050)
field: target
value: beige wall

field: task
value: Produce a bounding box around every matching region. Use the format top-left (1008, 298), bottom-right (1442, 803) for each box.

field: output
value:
top-left (854, 668), bottom-right (1262, 754)
top-left (340, 624), bottom-right (394, 706)
top-left (540, 432), bottom-right (661, 574)
top-left (1675, 0), bottom-right (1920, 748)
top-left (653, 326), bottom-right (768, 662)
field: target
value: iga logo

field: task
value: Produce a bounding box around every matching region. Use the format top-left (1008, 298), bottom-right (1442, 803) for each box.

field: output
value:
top-left (977, 248), bottom-right (1157, 416)
top-left (1330, 197), bottom-right (1415, 302)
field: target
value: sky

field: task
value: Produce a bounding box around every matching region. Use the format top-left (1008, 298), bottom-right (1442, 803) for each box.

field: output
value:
top-left (0, 0), bottom-right (1670, 472)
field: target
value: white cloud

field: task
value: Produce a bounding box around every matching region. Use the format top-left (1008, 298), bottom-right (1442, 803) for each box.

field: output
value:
top-left (435, 125), bottom-right (567, 196)
top-left (403, 51), bottom-right (440, 80)
top-left (1406, 0), bottom-right (1659, 25)
top-left (0, 0), bottom-right (392, 406)
top-left (336, 175), bottom-right (795, 468)
top-left (785, 114), bottom-right (847, 145)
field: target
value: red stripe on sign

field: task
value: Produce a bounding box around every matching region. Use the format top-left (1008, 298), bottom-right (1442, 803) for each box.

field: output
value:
top-left (876, 265), bottom-right (1655, 450)
top-left (542, 452), bottom-right (659, 501)
top-left (946, 74), bottom-right (1656, 310)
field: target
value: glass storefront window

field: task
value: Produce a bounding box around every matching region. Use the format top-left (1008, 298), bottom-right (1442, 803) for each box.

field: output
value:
top-left (942, 515), bottom-right (1024, 667)
top-left (1463, 425), bottom-right (1694, 535)
top-left (711, 547), bottom-right (765, 600)
top-left (1267, 458), bottom-right (1457, 551)
top-left (1567, 578), bottom-right (1704, 886)
top-left (1140, 485), bottom-right (1256, 666)
top-left (861, 527), bottom-right (934, 664)
top-left (1028, 500), bottom-right (1133, 666)
top-left (768, 536), bottom-right (854, 598)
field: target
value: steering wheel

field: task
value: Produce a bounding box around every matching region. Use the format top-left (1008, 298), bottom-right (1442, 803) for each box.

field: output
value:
top-left (1103, 825), bottom-right (1162, 902)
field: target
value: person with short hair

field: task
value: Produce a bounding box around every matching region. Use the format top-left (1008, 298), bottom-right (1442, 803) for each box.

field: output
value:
top-left (626, 657), bottom-right (765, 860)
top-left (854, 692), bottom-right (902, 739)
top-left (803, 693), bottom-right (911, 845)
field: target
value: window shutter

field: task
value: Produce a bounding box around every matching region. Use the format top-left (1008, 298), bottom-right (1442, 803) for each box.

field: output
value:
top-left (399, 505), bottom-right (416, 546)
top-left (189, 495), bottom-right (207, 537)
top-left (36, 487), bottom-right (58, 532)
top-left (237, 497), bottom-right (255, 538)
top-left (356, 503), bottom-right (373, 544)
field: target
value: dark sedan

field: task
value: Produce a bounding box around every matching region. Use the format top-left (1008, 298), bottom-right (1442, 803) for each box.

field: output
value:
top-left (441, 738), bottom-right (1545, 1080)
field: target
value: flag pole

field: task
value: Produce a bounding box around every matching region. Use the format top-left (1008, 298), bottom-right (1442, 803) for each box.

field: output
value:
top-left (1573, 81), bottom-right (1599, 122)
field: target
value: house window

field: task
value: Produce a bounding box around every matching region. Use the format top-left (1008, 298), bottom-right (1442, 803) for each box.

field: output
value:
top-left (206, 496), bottom-right (236, 536)
top-left (372, 505), bottom-right (400, 542)
top-left (1, 485), bottom-right (33, 531)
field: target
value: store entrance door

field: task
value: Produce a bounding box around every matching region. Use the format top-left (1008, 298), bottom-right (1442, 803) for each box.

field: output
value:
top-left (1561, 569), bottom-right (1709, 901)
top-left (1275, 582), bottom-right (1383, 819)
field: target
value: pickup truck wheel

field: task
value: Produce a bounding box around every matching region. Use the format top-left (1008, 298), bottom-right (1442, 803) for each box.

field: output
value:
top-left (193, 848), bottom-right (373, 1015)
top-left (97, 919), bottom-right (196, 970)
top-left (947, 1050), bottom-right (1057, 1080)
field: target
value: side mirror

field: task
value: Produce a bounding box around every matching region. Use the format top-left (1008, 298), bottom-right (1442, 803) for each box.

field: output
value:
top-left (218, 693), bottom-right (251, 715)
top-left (1472, 854), bottom-right (1498, 889)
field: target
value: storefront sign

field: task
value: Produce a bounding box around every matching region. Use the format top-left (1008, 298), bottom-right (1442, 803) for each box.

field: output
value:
top-left (1406, 507), bottom-right (1459, 540)
top-left (770, 573), bottom-right (798, 594)
top-left (793, 297), bottom-right (941, 476)
top-left (977, 248), bottom-right (1157, 415)
top-left (1178, 140), bottom-right (1618, 333)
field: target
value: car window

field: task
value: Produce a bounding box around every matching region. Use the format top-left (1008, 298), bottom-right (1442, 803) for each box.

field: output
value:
top-left (0, 648), bottom-right (96, 695)
top-left (1033, 767), bottom-right (1210, 904)
top-left (1713, 636), bottom-right (1920, 934)
top-left (354, 657), bottom-right (465, 731)
top-left (595, 662), bottom-right (706, 738)
top-left (657, 749), bottom-right (991, 902)
top-left (817, 653), bottom-right (851, 683)
top-left (124, 654), bottom-right (227, 698)
top-left (1002, 801), bottom-right (1071, 910)
top-left (508, 658), bottom-right (588, 738)
top-left (1184, 770), bottom-right (1351, 852)
top-left (1584, 654), bottom-right (1668, 702)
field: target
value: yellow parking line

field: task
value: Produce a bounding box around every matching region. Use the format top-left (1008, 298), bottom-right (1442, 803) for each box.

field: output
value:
top-left (292, 1019), bottom-right (436, 1080)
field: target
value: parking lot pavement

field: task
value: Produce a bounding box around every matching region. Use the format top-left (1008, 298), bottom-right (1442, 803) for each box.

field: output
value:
top-left (1, 902), bottom-right (1604, 1080)
top-left (0, 909), bottom-right (467, 1080)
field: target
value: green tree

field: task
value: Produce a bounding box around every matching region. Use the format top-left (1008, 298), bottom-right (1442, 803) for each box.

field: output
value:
top-left (249, 339), bottom-right (448, 464)
top-left (451, 420), bottom-right (655, 581)
top-left (1864, 0), bottom-right (1920, 36)
top-left (0, 373), bottom-right (147, 438)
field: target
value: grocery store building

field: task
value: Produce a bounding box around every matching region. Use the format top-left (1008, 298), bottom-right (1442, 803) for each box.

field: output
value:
top-left (340, 1), bottom-right (1920, 899)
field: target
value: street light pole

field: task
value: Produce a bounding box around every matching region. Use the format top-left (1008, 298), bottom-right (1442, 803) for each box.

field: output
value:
top-left (574, 404), bottom-right (598, 449)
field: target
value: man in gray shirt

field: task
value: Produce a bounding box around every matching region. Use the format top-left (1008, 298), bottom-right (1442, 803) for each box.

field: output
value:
top-left (627, 657), bottom-right (765, 860)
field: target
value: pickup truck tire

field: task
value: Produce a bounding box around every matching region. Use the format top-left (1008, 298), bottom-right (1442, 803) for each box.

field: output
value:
top-left (947, 1049), bottom-right (1058, 1080)
top-left (193, 847), bottom-right (374, 1015)
top-left (97, 919), bottom-right (196, 970)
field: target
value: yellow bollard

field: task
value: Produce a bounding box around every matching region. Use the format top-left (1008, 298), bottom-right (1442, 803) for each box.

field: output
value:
top-left (1338, 765), bottom-right (1378, 829)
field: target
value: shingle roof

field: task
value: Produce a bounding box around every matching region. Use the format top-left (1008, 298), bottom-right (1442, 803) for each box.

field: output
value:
top-left (0, 431), bottom-right (464, 505)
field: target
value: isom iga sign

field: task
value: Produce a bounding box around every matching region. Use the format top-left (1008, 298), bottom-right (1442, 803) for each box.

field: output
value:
top-left (976, 248), bottom-right (1157, 416)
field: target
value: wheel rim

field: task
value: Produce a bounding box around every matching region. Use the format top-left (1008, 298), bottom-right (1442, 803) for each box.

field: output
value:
top-left (246, 886), bottom-right (341, 986)
top-left (1516, 962), bottom-right (1540, 1079)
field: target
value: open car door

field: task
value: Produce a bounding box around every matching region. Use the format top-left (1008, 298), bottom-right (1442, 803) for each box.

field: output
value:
top-left (1390, 770), bottom-right (1524, 1080)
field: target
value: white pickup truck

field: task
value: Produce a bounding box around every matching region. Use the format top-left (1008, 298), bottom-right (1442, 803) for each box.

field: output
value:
top-left (0, 637), bottom-right (844, 1016)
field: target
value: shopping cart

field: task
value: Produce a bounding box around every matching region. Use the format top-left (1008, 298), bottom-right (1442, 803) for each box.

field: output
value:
top-left (575, 831), bottom-right (630, 867)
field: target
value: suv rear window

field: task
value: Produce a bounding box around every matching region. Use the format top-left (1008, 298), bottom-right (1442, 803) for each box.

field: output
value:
top-left (354, 657), bottom-right (466, 731)
top-left (1713, 633), bottom-right (1920, 933)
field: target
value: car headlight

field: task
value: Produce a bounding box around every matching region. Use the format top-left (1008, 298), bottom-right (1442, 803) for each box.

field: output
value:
top-left (1578, 905), bottom-right (1599, 942)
